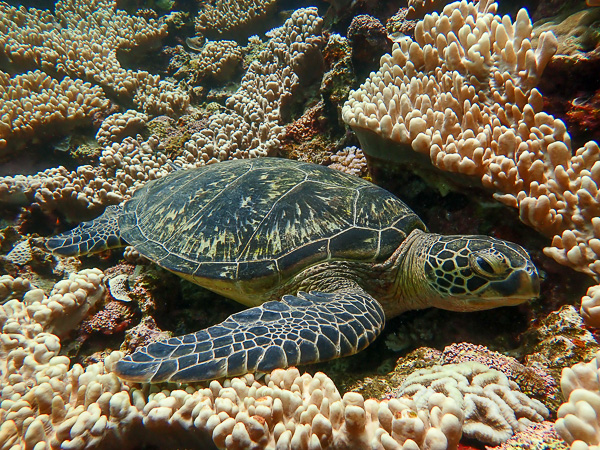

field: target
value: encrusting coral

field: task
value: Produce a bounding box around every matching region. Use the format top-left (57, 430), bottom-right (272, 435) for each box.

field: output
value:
top-left (341, 0), bottom-right (600, 327)
top-left (0, 268), bottom-right (550, 449)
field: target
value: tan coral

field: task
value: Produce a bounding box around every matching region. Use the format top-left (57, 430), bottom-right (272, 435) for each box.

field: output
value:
top-left (341, 0), bottom-right (600, 326)
top-left (191, 39), bottom-right (243, 82)
top-left (582, 286), bottom-right (600, 329)
top-left (0, 268), bottom-right (552, 448)
top-left (195, 0), bottom-right (277, 37)
top-left (396, 362), bottom-right (549, 445)
top-left (329, 146), bottom-right (368, 177)
top-left (533, 7), bottom-right (600, 57)
top-left (182, 7), bottom-right (324, 162)
top-left (0, 266), bottom-right (454, 449)
top-left (556, 350), bottom-right (600, 449)
top-left (96, 110), bottom-right (149, 147)
top-left (0, 0), bottom-right (189, 124)
top-left (0, 8), bottom-right (324, 222)
top-left (0, 275), bottom-right (33, 303)
top-left (0, 70), bottom-right (109, 152)
top-left (0, 135), bottom-right (171, 221)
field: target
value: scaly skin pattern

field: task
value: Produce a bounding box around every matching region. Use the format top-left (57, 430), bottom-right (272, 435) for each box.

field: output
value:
top-left (46, 204), bottom-right (123, 256)
top-left (46, 158), bottom-right (540, 383)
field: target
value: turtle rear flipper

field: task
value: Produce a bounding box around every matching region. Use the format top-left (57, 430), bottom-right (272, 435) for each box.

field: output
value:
top-left (46, 204), bottom-right (124, 257)
top-left (113, 287), bottom-right (386, 383)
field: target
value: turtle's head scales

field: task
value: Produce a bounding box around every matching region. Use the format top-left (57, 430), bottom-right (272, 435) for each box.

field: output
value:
top-left (415, 233), bottom-right (539, 312)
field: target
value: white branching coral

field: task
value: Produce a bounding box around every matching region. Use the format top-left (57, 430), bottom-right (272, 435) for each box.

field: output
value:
top-left (0, 267), bottom-right (550, 449)
top-left (556, 350), bottom-right (600, 449)
top-left (341, 0), bottom-right (600, 327)
top-left (183, 7), bottom-right (324, 162)
top-left (195, 0), bottom-right (277, 37)
top-left (0, 0), bottom-right (189, 139)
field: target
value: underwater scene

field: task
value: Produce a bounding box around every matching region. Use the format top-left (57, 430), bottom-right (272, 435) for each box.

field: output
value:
top-left (1, 0), bottom-right (600, 448)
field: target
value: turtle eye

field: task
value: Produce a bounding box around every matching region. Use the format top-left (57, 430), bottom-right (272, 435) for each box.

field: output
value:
top-left (470, 252), bottom-right (508, 278)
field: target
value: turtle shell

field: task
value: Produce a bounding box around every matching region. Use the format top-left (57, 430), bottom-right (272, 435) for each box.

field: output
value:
top-left (119, 158), bottom-right (425, 305)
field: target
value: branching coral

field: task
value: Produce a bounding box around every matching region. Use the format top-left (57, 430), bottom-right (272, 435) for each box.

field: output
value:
top-left (95, 110), bottom-right (148, 147)
top-left (0, 7), bottom-right (324, 223)
top-left (191, 40), bottom-right (243, 83)
top-left (195, 0), bottom-right (277, 38)
top-left (182, 7), bottom-right (324, 162)
top-left (0, 135), bottom-right (171, 221)
top-left (329, 146), bottom-right (368, 177)
top-left (341, 0), bottom-right (600, 326)
top-left (0, 267), bottom-right (551, 449)
top-left (0, 70), bottom-right (109, 153)
top-left (0, 0), bottom-right (189, 150)
top-left (556, 350), bottom-right (600, 449)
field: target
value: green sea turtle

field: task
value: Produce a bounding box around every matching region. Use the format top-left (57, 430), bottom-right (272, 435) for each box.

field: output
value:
top-left (46, 158), bottom-right (539, 383)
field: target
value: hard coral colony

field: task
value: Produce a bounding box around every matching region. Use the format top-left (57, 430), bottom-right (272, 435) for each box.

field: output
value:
top-left (0, 0), bottom-right (599, 450)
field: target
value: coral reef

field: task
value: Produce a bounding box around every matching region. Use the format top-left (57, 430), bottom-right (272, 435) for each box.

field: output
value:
top-left (0, 0), bottom-right (189, 142)
top-left (0, 71), bottom-right (109, 154)
top-left (190, 40), bottom-right (243, 83)
top-left (0, 268), bottom-right (550, 448)
top-left (534, 6), bottom-right (600, 57)
top-left (1, 1), bottom-right (600, 448)
top-left (95, 110), bottom-right (148, 147)
top-left (395, 361), bottom-right (549, 445)
top-left (80, 299), bottom-right (136, 336)
top-left (491, 421), bottom-right (568, 450)
top-left (183, 7), bottom-right (324, 162)
top-left (195, 0), bottom-right (277, 39)
top-left (556, 350), bottom-right (600, 449)
top-left (440, 342), bottom-right (557, 400)
top-left (341, 0), bottom-right (600, 326)
top-left (329, 146), bottom-right (368, 177)
top-left (347, 15), bottom-right (393, 76)
top-left (0, 7), bottom-right (325, 224)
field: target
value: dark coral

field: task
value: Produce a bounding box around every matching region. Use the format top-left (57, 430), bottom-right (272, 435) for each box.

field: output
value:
top-left (81, 300), bottom-right (136, 336)
top-left (121, 316), bottom-right (171, 353)
top-left (347, 14), bottom-right (392, 78)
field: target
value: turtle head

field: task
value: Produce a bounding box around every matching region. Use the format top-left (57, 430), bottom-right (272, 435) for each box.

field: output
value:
top-left (405, 231), bottom-right (539, 312)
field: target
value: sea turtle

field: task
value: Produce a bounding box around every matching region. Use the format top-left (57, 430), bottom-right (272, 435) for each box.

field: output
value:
top-left (47, 158), bottom-right (539, 383)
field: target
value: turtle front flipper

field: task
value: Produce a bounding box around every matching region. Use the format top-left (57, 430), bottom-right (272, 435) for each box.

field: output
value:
top-left (114, 287), bottom-right (386, 383)
top-left (46, 204), bottom-right (124, 257)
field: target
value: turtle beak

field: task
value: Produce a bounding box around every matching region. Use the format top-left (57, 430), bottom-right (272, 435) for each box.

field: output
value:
top-left (489, 262), bottom-right (540, 303)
